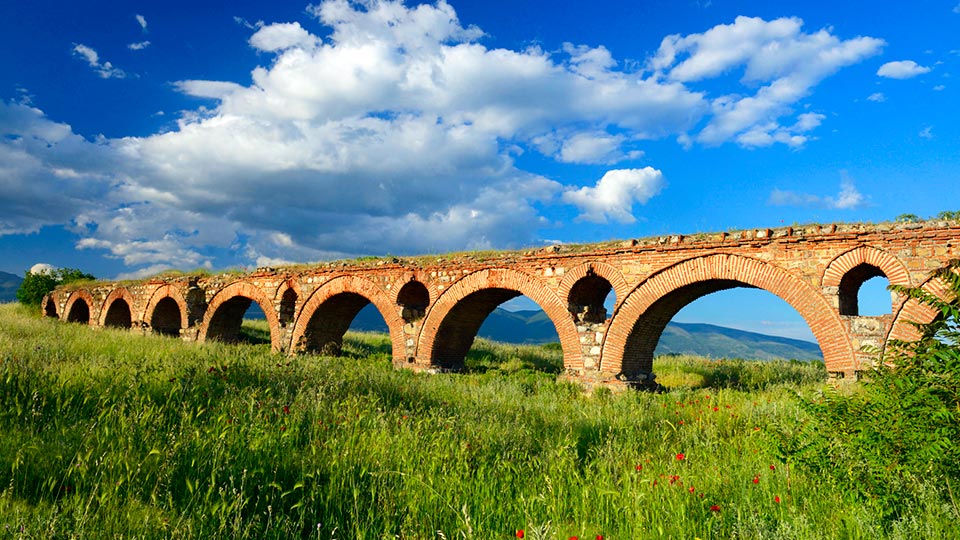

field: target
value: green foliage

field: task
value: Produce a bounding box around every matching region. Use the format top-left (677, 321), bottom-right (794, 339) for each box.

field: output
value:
top-left (895, 213), bottom-right (921, 223)
top-left (936, 210), bottom-right (960, 221)
top-left (781, 260), bottom-right (960, 522)
top-left (15, 267), bottom-right (95, 307)
top-left (0, 304), bottom-right (955, 538)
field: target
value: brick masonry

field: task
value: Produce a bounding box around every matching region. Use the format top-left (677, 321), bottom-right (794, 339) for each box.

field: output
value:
top-left (43, 221), bottom-right (960, 389)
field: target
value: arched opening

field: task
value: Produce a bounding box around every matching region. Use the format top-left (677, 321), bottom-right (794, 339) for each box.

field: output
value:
top-left (856, 275), bottom-right (893, 316)
top-left (67, 299), bottom-right (90, 324)
top-left (206, 296), bottom-right (273, 345)
top-left (623, 281), bottom-right (824, 376)
top-left (151, 297), bottom-right (182, 337)
top-left (103, 299), bottom-right (132, 328)
top-left (568, 273), bottom-right (616, 323)
top-left (838, 263), bottom-right (889, 316)
top-left (279, 288), bottom-right (297, 327)
top-left (44, 297), bottom-right (57, 318)
top-left (300, 292), bottom-right (381, 356)
top-left (431, 289), bottom-right (562, 372)
top-left (397, 281), bottom-right (429, 323)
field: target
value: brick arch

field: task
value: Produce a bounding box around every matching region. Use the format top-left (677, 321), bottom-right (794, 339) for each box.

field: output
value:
top-left (63, 289), bottom-right (95, 325)
top-left (290, 275), bottom-right (405, 360)
top-left (417, 268), bottom-right (582, 370)
top-left (558, 261), bottom-right (629, 311)
top-left (603, 254), bottom-right (854, 376)
top-left (390, 272), bottom-right (437, 324)
top-left (199, 280), bottom-right (283, 351)
top-left (887, 273), bottom-right (953, 344)
top-left (822, 246), bottom-right (910, 315)
top-left (142, 284), bottom-right (188, 337)
top-left (99, 287), bottom-right (135, 328)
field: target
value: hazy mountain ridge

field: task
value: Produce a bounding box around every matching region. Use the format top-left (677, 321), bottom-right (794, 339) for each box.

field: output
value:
top-left (0, 271), bottom-right (22, 303)
top-left (347, 305), bottom-right (822, 361)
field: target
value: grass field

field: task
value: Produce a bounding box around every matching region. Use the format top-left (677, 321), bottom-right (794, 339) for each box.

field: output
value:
top-left (0, 304), bottom-right (954, 539)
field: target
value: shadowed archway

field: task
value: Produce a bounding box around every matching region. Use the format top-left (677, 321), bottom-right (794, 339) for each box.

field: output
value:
top-left (604, 254), bottom-right (854, 376)
top-left (199, 281), bottom-right (282, 351)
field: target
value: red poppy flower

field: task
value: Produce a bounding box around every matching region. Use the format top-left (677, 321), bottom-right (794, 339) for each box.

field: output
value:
top-left (516, 530), bottom-right (524, 538)
top-left (635, 464), bottom-right (642, 471)
top-left (710, 505), bottom-right (721, 512)
top-left (283, 406), bottom-right (290, 415)
top-left (770, 465), bottom-right (776, 471)
top-left (688, 486), bottom-right (695, 493)
top-left (596, 536), bottom-right (604, 540)
top-left (676, 453), bottom-right (685, 460)
top-left (775, 495), bottom-right (781, 503)
top-left (752, 476), bottom-right (760, 484)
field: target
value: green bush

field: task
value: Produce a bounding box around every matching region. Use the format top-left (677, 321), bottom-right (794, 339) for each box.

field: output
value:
top-left (781, 260), bottom-right (960, 521)
top-left (16, 267), bottom-right (95, 307)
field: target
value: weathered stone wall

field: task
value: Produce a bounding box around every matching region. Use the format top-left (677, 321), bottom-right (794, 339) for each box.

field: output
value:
top-left (46, 220), bottom-right (960, 389)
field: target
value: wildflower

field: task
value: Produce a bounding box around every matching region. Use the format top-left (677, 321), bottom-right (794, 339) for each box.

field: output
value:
top-left (635, 464), bottom-right (642, 471)
top-left (283, 406), bottom-right (290, 415)
top-left (516, 530), bottom-right (524, 538)
top-left (669, 475), bottom-right (680, 484)
top-left (597, 536), bottom-right (604, 540)
top-left (569, 537), bottom-right (579, 540)
top-left (688, 486), bottom-right (695, 493)
top-left (769, 464), bottom-right (776, 471)
top-left (775, 496), bottom-right (781, 503)
top-left (752, 476), bottom-right (760, 484)
top-left (710, 505), bottom-right (721, 512)
top-left (713, 407), bottom-right (719, 411)
top-left (676, 453), bottom-right (685, 460)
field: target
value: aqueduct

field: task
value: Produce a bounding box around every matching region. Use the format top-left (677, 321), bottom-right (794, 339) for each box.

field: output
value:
top-left (44, 221), bottom-right (960, 389)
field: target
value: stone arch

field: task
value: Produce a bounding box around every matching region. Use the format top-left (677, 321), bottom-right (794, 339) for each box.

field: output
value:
top-left (99, 287), bottom-right (135, 328)
top-left (275, 279), bottom-right (300, 328)
top-left (143, 285), bottom-right (188, 337)
top-left (603, 254), bottom-right (854, 376)
top-left (43, 294), bottom-right (58, 318)
top-left (558, 262), bottom-right (628, 323)
top-left (64, 289), bottom-right (94, 325)
top-left (417, 268), bottom-right (582, 370)
top-left (394, 277), bottom-right (432, 323)
top-left (199, 280), bottom-right (283, 351)
top-left (822, 246), bottom-right (910, 315)
top-left (290, 275), bottom-right (405, 360)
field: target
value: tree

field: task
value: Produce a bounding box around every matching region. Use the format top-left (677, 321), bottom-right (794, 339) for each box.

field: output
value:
top-left (779, 260), bottom-right (960, 522)
top-left (16, 267), bottom-right (95, 307)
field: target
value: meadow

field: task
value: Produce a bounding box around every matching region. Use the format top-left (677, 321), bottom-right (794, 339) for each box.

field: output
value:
top-left (0, 304), bottom-right (955, 539)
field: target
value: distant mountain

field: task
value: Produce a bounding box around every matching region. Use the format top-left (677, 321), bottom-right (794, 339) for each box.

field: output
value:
top-left (345, 304), bottom-right (822, 361)
top-left (0, 271), bottom-right (22, 303)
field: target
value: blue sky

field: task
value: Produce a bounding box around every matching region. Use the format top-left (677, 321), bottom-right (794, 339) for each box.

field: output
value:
top-left (2, 0), bottom-right (957, 341)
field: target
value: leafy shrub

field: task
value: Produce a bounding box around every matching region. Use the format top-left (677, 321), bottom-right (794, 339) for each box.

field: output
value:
top-left (16, 267), bottom-right (95, 307)
top-left (781, 260), bottom-right (960, 521)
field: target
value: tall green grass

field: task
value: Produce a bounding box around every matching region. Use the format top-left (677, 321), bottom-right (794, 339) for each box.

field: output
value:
top-left (0, 304), bottom-right (954, 539)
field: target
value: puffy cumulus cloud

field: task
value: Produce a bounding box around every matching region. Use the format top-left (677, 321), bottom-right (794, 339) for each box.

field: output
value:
top-left (8, 3), bottom-right (885, 275)
top-left (72, 44), bottom-right (126, 79)
top-left (651, 16), bottom-right (883, 147)
top-left (128, 41), bottom-right (151, 51)
top-left (768, 175), bottom-right (865, 210)
top-left (29, 263), bottom-right (56, 275)
top-left (249, 22), bottom-right (321, 52)
top-left (562, 168), bottom-right (664, 223)
top-left (877, 60), bottom-right (931, 79)
top-left (0, 101), bottom-right (114, 235)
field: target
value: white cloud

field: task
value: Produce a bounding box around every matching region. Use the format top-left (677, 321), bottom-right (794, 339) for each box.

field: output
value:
top-left (650, 16), bottom-right (884, 147)
top-left (4, 4), bottom-right (884, 274)
top-left (249, 22), bottom-right (320, 52)
top-left (954, 2), bottom-right (960, 14)
top-left (934, 84), bottom-right (946, 91)
top-left (562, 168), bottom-right (664, 223)
top-left (877, 60), bottom-right (931, 79)
top-left (128, 41), bottom-right (151, 51)
top-left (72, 44), bottom-right (126, 79)
top-left (29, 263), bottom-right (56, 275)
top-left (867, 92), bottom-right (886, 102)
top-left (768, 175), bottom-right (865, 209)
top-left (136, 14), bottom-right (148, 31)
top-left (919, 126), bottom-right (934, 139)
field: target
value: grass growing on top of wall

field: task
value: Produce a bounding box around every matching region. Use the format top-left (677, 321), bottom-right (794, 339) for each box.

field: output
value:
top-left (0, 304), bottom-right (955, 539)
